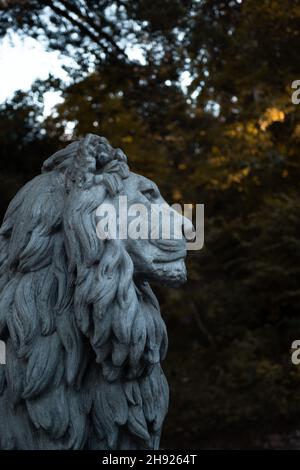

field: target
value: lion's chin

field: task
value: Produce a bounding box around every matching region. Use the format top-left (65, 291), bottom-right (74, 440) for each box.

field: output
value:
top-left (148, 258), bottom-right (187, 287)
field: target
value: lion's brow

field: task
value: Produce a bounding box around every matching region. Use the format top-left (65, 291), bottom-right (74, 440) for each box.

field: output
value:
top-left (138, 179), bottom-right (159, 193)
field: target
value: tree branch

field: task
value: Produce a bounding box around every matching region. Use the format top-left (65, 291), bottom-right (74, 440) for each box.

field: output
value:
top-left (43, 0), bottom-right (111, 58)
top-left (52, 0), bottom-right (126, 58)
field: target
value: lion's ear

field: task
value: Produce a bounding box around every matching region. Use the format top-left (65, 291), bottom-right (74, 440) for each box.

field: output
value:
top-left (42, 141), bottom-right (80, 173)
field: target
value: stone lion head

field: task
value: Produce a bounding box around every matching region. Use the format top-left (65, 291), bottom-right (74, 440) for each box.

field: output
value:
top-left (0, 134), bottom-right (189, 450)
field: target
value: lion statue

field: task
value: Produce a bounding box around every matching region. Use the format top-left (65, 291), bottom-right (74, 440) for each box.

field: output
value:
top-left (0, 134), bottom-right (189, 450)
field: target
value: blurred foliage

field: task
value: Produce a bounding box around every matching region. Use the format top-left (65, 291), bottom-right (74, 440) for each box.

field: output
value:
top-left (1, 0), bottom-right (300, 448)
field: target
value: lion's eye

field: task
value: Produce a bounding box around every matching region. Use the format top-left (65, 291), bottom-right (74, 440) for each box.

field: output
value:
top-left (141, 188), bottom-right (157, 201)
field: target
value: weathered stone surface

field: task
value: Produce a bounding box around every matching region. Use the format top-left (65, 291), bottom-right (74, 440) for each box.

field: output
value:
top-left (0, 134), bottom-right (188, 449)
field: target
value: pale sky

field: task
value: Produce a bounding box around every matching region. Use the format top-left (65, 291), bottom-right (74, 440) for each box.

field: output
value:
top-left (0, 33), bottom-right (150, 117)
top-left (0, 33), bottom-right (72, 115)
top-left (0, 32), bottom-right (193, 118)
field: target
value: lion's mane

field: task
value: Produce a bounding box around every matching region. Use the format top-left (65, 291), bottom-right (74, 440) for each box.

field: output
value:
top-left (0, 135), bottom-right (168, 450)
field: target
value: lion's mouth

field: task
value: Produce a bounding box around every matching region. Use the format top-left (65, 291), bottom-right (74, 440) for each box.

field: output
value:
top-left (152, 249), bottom-right (187, 264)
top-left (151, 238), bottom-right (187, 264)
